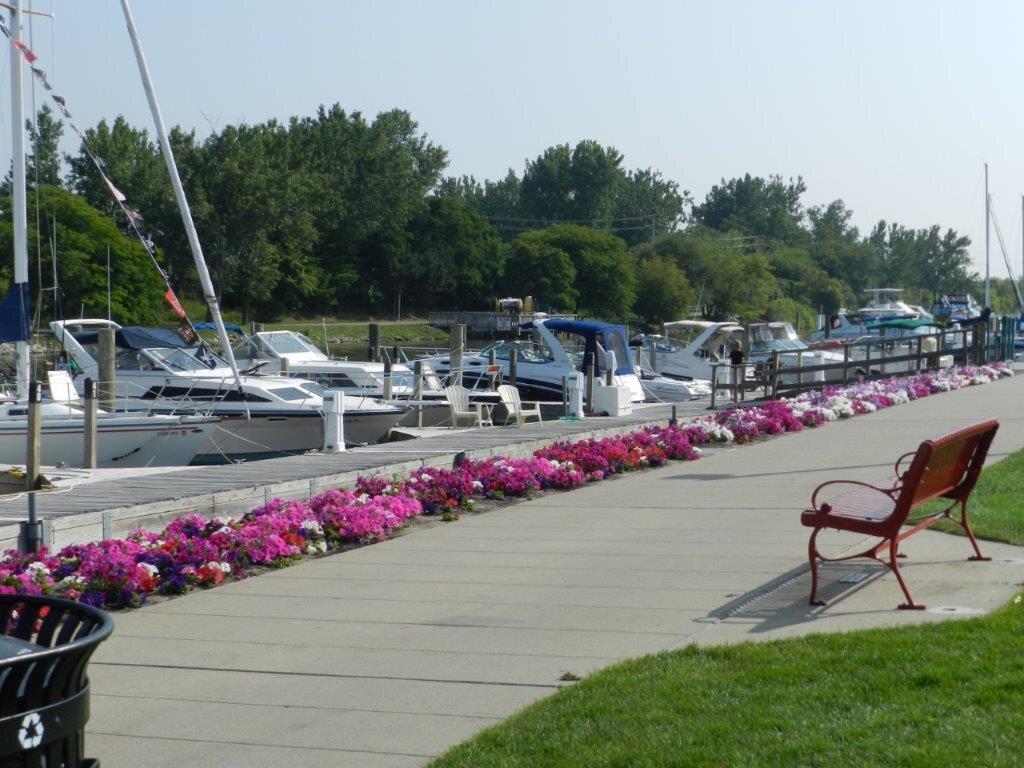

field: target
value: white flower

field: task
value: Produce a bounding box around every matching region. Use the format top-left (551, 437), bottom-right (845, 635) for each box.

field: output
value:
top-left (26, 562), bottom-right (50, 576)
top-left (213, 516), bottom-right (235, 526)
top-left (471, 480), bottom-right (483, 490)
top-left (300, 519), bottom-right (324, 536)
top-left (420, 473), bottom-right (431, 482)
top-left (59, 575), bottom-right (85, 588)
top-left (138, 563), bottom-right (159, 577)
top-left (218, 562), bottom-right (232, 573)
top-left (356, 493), bottom-right (370, 504)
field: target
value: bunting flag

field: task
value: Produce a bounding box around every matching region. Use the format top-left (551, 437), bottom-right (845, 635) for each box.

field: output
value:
top-left (11, 39), bottom-right (36, 63)
top-left (164, 288), bottom-right (187, 319)
top-left (0, 15), bottom-right (203, 344)
top-left (102, 174), bottom-right (127, 203)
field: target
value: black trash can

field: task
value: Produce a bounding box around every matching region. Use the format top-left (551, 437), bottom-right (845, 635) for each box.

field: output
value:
top-left (0, 594), bottom-right (113, 768)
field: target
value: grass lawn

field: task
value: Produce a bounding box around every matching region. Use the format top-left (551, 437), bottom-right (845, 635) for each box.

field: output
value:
top-left (926, 448), bottom-right (1024, 546)
top-left (429, 452), bottom-right (1024, 768)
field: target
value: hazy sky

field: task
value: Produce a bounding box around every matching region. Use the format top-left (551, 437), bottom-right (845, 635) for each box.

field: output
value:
top-left (2, 0), bottom-right (1023, 280)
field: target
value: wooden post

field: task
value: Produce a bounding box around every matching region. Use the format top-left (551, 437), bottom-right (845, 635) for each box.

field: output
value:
top-left (383, 358), bottom-right (393, 400)
top-left (635, 344), bottom-right (643, 367)
top-left (709, 363), bottom-right (718, 409)
top-left (796, 350), bottom-right (803, 387)
top-left (915, 336), bottom-right (923, 372)
top-left (842, 344), bottom-right (850, 382)
top-left (584, 353), bottom-right (595, 413)
top-left (368, 323), bottom-right (381, 362)
top-left (650, 339), bottom-right (657, 370)
top-left (412, 360), bottom-right (423, 427)
top-left (22, 380), bottom-right (43, 552)
top-left (509, 348), bottom-right (518, 386)
top-left (865, 338), bottom-right (872, 375)
top-left (449, 323), bottom-right (465, 387)
top-left (279, 357), bottom-right (290, 374)
top-left (879, 327), bottom-right (887, 376)
top-left (770, 351), bottom-right (779, 398)
top-left (97, 327), bottom-right (117, 412)
top-left (83, 377), bottom-right (98, 470)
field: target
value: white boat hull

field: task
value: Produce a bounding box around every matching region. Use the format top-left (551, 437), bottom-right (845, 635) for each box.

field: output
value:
top-left (0, 415), bottom-right (218, 468)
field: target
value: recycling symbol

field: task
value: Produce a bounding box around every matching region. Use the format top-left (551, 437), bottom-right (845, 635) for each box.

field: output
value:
top-left (17, 712), bottom-right (43, 749)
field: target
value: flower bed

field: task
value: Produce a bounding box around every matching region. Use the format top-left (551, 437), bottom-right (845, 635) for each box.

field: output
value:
top-left (0, 362), bottom-right (1012, 609)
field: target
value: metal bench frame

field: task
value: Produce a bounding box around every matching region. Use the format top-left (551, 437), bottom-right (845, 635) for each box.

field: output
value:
top-left (801, 419), bottom-right (999, 610)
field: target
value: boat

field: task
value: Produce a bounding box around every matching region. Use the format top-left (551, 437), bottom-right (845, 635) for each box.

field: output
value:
top-left (930, 294), bottom-right (982, 324)
top-left (642, 320), bottom-right (845, 385)
top-left (228, 327), bottom-right (500, 426)
top-left (423, 318), bottom-right (646, 404)
top-left (0, 396), bottom-right (217, 467)
top-left (50, 320), bottom-right (408, 461)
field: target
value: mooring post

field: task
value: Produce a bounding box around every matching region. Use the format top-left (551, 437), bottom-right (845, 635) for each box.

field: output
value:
top-left (412, 360), bottom-right (423, 427)
top-left (368, 323), bottom-right (381, 362)
top-left (22, 379), bottom-right (43, 553)
top-left (391, 345), bottom-right (400, 365)
top-left (488, 348), bottom-right (497, 389)
top-left (383, 358), bottom-right (393, 400)
top-left (584, 353), bottom-right (595, 413)
top-left (509, 348), bottom-right (518, 386)
top-left (449, 323), bottom-right (465, 387)
top-left (97, 327), bottom-right (117, 412)
top-left (83, 377), bottom-right (98, 470)
top-left (915, 336), bottom-right (923, 372)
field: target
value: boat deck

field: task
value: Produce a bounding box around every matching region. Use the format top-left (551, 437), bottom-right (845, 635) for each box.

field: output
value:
top-left (0, 400), bottom-right (712, 549)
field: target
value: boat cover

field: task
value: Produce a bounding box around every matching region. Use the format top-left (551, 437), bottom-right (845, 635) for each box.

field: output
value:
top-left (71, 326), bottom-right (191, 350)
top-left (525, 318), bottom-right (634, 376)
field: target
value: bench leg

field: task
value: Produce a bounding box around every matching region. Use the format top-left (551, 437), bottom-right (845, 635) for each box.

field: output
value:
top-left (958, 500), bottom-right (991, 562)
top-left (886, 539), bottom-right (925, 610)
top-left (807, 528), bottom-right (826, 606)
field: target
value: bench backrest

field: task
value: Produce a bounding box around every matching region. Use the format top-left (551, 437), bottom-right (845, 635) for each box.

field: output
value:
top-left (892, 420), bottom-right (999, 524)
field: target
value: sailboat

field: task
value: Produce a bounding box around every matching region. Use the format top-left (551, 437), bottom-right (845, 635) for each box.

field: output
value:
top-left (0, 0), bottom-right (218, 468)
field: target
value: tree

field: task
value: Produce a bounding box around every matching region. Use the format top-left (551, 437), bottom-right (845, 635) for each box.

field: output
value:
top-left (0, 186), bottom-right (167, 325)
top-left (503, 233), bottom-right (577, 311)
top-left (613, 168), bottom-right (688, 246)
top-left (403, 196), bottom-right (504, 311)
top-left (519, 225), bottom-right (636, 319)
top-left (519, 141), bottom-right (623, 224)
top-left (27, 104), bottom-right (64, 188)
top-left (692, 174), bottom-right (807, 245)
top-left (652, 230), bottom-right (777, 320)
top-left (634, 256), bottom-right (693, 329)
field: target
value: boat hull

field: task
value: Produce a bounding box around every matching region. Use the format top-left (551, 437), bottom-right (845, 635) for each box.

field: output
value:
top-left (0, 416), bottom-right (217, 468)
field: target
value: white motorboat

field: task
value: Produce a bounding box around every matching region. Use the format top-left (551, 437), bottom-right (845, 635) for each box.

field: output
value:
top-left (641, 320), bottom-right (846, 385)
top-left (228, 328), bottom-right (497, 427)
top-left (50, 320), bottom-right (408, 461)
top-left (0, 397), bottom-right (217, 467)
top-left (424, 318), bottom-right (646, 404)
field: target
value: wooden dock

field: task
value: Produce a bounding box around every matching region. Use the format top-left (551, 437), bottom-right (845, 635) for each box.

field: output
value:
top-left (0, 402), bottom-right (707, 550)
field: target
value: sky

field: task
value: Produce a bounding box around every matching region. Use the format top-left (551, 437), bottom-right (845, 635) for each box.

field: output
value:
top-left (1, 0), bottom-right (1023, 281)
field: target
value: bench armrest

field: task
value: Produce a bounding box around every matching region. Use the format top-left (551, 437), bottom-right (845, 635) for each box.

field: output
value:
top-left (810, 480), bottom-right (899, 512)
top-left (894, 451), bottom-right (917, 479)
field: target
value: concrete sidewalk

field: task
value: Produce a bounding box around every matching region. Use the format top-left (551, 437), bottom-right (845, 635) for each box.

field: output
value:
top-left (85, 374), bottom-right (1024, 767)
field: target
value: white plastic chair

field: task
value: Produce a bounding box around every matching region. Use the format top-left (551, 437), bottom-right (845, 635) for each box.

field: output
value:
top-left (498, 384), bottom-right (543, 427)
top-left (443, 385), bottom-right (482, 427)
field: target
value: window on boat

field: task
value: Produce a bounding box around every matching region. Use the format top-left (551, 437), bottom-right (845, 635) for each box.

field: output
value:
top-left (297, 382), bottom-right (329, 397)
top-left (261, 332), bottom-right (323, 356)
top-left (145, 347), bottom-right (224, 372)
top-left (270, 386), bottom-right (313, 401)
top-left (315, 373), bottom-right (357, 388)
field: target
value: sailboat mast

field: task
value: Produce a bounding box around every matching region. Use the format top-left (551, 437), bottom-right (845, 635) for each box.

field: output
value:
top-left (118, 0), bottom-right (242, 388)
top-left (984, 162), bottom-right (990, 308)
top-left (9, 0), bottom-right (29, 398)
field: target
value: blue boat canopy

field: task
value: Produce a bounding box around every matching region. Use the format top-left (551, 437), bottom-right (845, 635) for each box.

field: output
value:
top-left (71, 326), bottom-right (191, 350)
top-left (193, 321), bottom-right (246, 335)
top-left (524, 318), bottom-right (634, 376)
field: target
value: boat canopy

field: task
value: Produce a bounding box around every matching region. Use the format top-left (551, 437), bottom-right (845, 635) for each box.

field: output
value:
top-left (525, 318), bottom-right (634, 376)
top-left (71, 326), bottom-right (189, 350)
top-left (194, 321), bottom-right (247, 335)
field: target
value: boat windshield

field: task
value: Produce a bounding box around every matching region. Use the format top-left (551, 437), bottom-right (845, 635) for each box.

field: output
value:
top-left (750, 324), bottom-right (807, 353)
top-left (144, 347), bottom-right (224, 372)
top-left (261, 332), bottom-right (325, 357)
top-left (479, 339), bottom-right (555, 364)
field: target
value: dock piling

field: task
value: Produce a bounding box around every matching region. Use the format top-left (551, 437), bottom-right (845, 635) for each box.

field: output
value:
top-left (509, 348), bottom-right (518, 386)
top-left (368, 323), bottom-right (381, 362)
top-left (83, 377), bottom-right (97, 470)
top-left (383, 358), bottom-right (393, 400)
top-left (97, 328), bottom-right (116, 412)
top-left (22, 380), bottom-right (42, 553)
top-left (449, 323), bottom-right (465, 387)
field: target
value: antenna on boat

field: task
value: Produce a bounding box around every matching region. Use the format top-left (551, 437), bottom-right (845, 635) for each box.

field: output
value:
top-left (118, 0), bottom-right (243, 390)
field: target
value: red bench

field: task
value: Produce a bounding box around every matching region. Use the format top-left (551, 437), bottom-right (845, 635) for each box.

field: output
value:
top-left (801, 420), bottom-right (999, 609)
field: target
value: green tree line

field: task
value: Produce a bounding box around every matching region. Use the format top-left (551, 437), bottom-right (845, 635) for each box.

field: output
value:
top-left (7, 103), bottom-right (1005, 330)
